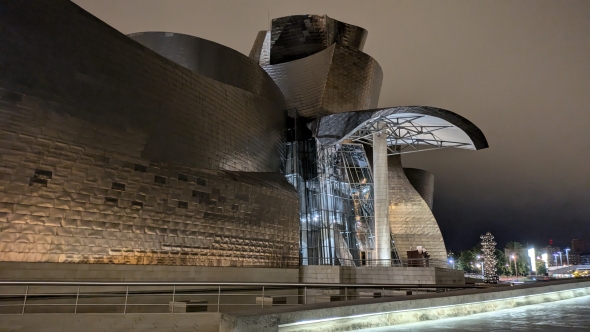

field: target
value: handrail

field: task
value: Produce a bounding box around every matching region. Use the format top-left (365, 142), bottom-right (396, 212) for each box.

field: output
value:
top-left (0, 281), bottom-right (482, 315)
top-left (300, 257), bottom-right (451, 268)
top-left (0, 281), bottom-right (478, 288)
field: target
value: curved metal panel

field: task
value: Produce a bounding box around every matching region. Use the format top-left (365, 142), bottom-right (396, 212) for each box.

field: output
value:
top-left (128, 32), bottom-right (283, 98)
top-left (1, 18), bottom-right (287, 173)
top-left (322, 45), bottom-right (382, 115)
top-left (315, 106), bottom-right (489, 150)
top-left (249, 30), bottom-right (271, 66)
top-left (270, 15), bottom-right (367, 64)
top-left (388, 155), bottom-right (447, 261)
top-left (263, 44), bottom-right (382, 118)
top-left (403, 168), bottom-right (434, 210)
top-left (264, 45), bottom-right (335, 118)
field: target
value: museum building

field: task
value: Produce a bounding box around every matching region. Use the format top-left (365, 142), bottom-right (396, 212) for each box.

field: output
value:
top-left (0, 1), bottom-right (487, 271)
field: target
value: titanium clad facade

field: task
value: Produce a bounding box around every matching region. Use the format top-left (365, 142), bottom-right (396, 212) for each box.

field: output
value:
top-left (0, 0), bottom-right (299, 267)
top-left (270, 14), bottom-right (488, 266)
top-left (249, 31), bottom-right (271, 66)
top-left (1, 1), bottom-right (286, 173)
top-left (129, 32), bottom-right (283, 98)
top-left (263, 46), bottom-right (335, 118)
top-left (263, 45), bottom-right (382, 119)
top-left (404, 168), bottom-right (435, 211)
top-left (0, 3), bottom-right (488, 269)
top-left (270, 15), bottom-right (368, 65)
top-left (388, 155), bottom-right (447, 261)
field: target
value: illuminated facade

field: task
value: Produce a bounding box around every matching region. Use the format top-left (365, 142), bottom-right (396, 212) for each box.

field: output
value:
top-left (0, 4), bottom-right (487, 268)
top-left (253, 16), bottom-right (489, 264)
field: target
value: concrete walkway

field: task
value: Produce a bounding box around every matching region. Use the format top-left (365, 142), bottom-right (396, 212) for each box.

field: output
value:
top-left (2, 279), bottom-right (589, 332)
top-left (220, 279), bottom-right (590, 331)
top-left (0, 312), bottom-right (220, 332)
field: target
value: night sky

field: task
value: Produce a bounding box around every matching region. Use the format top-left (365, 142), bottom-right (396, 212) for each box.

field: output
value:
top-left (73, 0), bottom-right (590, 253)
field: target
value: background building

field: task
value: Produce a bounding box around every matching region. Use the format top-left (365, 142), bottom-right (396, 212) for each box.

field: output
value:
top-left (570, 239), bottom-right (586, 265)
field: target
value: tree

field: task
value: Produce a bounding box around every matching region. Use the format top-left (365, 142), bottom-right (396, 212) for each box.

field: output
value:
top-left (494, 249), bottom-right (511, 276)
top-left (536, 259), bottom-right (548, 275)
top-left (505, 241), bottom-right (524, 276)
top-left (457, 249), bottom-right (477, 273)
top-left (516, 255), bottom-right (530, 277)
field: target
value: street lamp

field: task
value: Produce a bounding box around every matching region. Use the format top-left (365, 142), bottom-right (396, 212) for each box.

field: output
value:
top-left (558, 252), bottom-right (563, 266)
top-left (553, 253), bottom-right (558, 266)
top-left (565, 248), bottom-right (570, 265)
top-left (448, 258), bottom-right (455, 269)
top-left (476, 254), bottom-right (483, 273)
top-left (476, 263), bottom-right (484, 277)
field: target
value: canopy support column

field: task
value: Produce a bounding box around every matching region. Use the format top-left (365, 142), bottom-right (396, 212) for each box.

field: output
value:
top-left (373, 122), bottom-right (391, 266)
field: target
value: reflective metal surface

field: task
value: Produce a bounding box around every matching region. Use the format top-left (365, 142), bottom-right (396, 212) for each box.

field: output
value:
top-left (129, 32), bottom-right (282, 98)
top-left (269, 15), bottom-right (367, 65)
top-left (0, 1), bottom-right (298, 267)
top-left (265, 15), bottom-right (487, 266)
top-left (0, 2), bottom-right (489, 269)
top-left (5, 3), bottom-right (287, 174)
top-left (403, 168), bottom-right (434, 211)
top-left (388, 155), bottom-right (447, 261)
top-left (249, 31), bottom-right (271, 65)
top-left (263, 44), bottom-right (382, 119)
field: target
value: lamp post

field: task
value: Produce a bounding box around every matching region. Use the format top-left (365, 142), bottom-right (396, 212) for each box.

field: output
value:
top-left (448, 259), bottom-right (455, 269)
top-left (476, 255), bottom-right (484, 278)
top-left (558, 252), bottom-right (563, 266)
top-left (565, 248), bottom-right (570, 265)
top-left (553, 253), bottom-right (558, 267)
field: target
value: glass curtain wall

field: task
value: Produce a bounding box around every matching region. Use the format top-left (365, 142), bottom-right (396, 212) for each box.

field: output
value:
top-left (285, 139), bottom-right (382, 266)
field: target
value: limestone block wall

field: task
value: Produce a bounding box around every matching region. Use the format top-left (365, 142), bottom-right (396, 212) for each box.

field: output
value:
top-left (300, 265), bottom-right (464, 285)
top-left (388, 155), bottom-right (447, 261)
top-left (0, 118), bottom-right (300, 265)
top-left (0, 262), bottom-right (299, 282)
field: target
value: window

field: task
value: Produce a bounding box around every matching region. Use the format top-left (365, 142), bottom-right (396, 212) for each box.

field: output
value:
top-left (105, 197), bottom-right (118, 205)
top-left (29, 178), bottom-right (47, 187)
top-left (29, 169), bottom-right (52, 187)
top-left (192, 190), bottom-right (210, 200)
top-left (235, 193), bottom-right (249, 201)
top-left (34, 169), bottom-right (52, 179)
top-left (154, 176), bottom-right (166, 184)
top-left (131, 201), bottom-right (143, 209)
top-left (111, 182), bottom-right (125, 191)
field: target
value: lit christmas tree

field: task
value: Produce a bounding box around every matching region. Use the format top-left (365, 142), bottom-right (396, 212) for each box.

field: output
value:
top-left (480, 232), bottom-right (499, 283)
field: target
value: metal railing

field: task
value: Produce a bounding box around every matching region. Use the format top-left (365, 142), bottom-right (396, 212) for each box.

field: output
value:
top-left (0, 281), bottom-right (482, 315)
top-left (301, 258), bottom-right (450, 268)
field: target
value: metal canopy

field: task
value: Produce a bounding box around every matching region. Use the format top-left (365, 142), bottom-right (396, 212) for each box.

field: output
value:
top-left (342, 114), bottom-right (475, 155)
